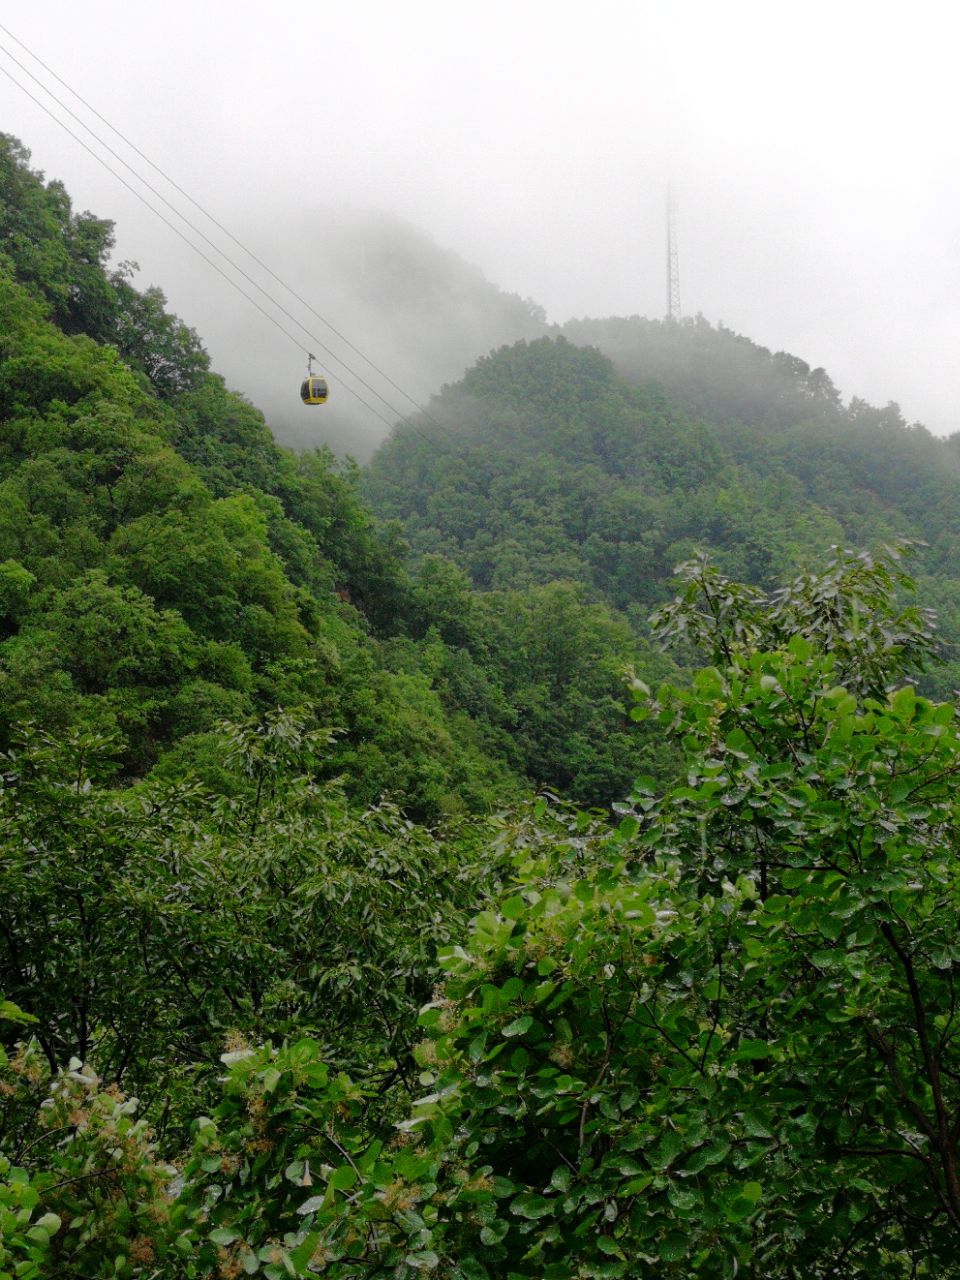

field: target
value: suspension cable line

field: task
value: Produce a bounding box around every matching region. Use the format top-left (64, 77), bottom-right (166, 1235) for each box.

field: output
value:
top-left (0, 33), bottom-right (471, 462)
top-left (1, 61), bottom-right (408, 434)
top-left (0, 41), bottom-right (417, 430)
top-left (0, 18), bottom-right (431, 423)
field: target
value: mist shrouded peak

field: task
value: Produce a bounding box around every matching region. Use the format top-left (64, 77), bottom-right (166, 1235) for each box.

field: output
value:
top-left (206, 206), bottom-right (551, 460)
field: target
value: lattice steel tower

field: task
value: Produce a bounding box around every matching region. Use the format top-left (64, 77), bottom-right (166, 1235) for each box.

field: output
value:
top-left (666, 183), bottom-right (681, 322)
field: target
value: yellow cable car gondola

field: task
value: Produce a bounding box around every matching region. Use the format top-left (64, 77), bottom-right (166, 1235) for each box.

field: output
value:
top-left (300, 352), bottom-right (328, 405)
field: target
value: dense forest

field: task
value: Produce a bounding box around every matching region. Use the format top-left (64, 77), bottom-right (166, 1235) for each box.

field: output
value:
top-left (366, 325), bottom-right (960, 692)
top-left (4, 134), bottom-right (960, 1277)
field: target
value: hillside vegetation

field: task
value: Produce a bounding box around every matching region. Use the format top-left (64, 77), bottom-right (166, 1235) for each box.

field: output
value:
top-left (366, 327), bottom-right (960, 694)
top-left (4, 135), bottom-right (960, 1277)
top-left (0, 134), bottom-right (619, 817)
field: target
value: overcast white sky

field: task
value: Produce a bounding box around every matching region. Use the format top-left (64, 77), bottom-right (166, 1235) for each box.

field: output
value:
top-left (2, 0), bottom-right (959, 437)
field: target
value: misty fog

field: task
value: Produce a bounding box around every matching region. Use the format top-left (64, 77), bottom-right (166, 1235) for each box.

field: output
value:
top-left (1, 0), bottom-right (958, 452)
top-left (192, 207), bottom-right (552, 460)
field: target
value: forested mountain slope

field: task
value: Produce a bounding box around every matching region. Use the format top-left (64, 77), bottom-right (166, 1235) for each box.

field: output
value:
top-left (563, 312), bottom-right (960, 536)
top-left (0, 135), bottom-right (674, 814)
top-left (365, 331), bottom-right (960, 693)
top-left (0, 133), bottom-right (531, 816)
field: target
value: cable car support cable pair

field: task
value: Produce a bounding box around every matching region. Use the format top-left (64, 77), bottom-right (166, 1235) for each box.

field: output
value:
top-left (0, 25), bottom-right (450, 439)
top-left (0, 18), bottom-right (426, 422)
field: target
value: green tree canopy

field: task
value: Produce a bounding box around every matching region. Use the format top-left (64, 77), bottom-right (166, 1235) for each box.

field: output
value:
top-left (266, 545), bottom-right (960, 1278)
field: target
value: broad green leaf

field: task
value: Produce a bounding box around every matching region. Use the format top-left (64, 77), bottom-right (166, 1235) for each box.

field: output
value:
top-left (502, 1015), bottom-right (533, 1038)
top-left (509, 1192), bottom-right (554, 1219)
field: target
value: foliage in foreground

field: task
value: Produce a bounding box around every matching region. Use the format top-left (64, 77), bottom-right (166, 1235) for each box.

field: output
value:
top-left (0, 706), bottom-right (501, 1142)
top-left (6, 545), bottom-right (960, 1277)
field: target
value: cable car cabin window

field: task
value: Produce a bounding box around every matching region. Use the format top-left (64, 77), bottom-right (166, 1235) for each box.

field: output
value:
top-left (301, 377), bottom-right (328, 404)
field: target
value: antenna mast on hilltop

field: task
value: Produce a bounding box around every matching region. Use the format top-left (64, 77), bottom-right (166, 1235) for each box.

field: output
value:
top-left (666, 182), bottom-right (681, 322)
